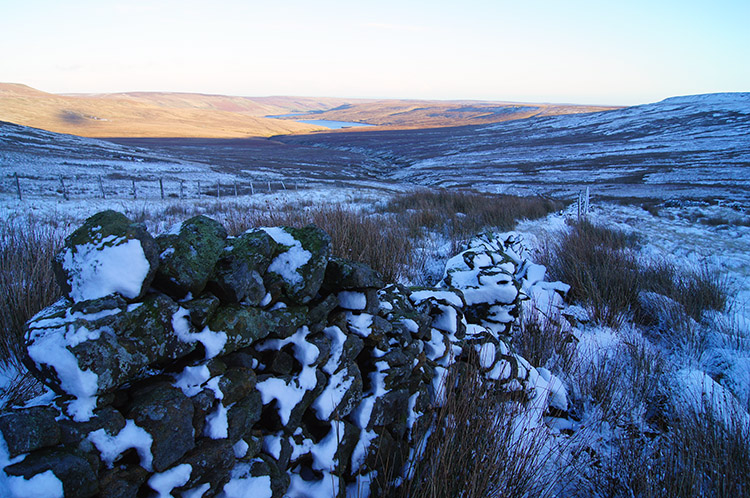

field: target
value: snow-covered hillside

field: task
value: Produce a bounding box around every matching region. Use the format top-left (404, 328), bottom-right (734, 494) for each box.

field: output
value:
top-left (282, 92), bottom-right (750, 202)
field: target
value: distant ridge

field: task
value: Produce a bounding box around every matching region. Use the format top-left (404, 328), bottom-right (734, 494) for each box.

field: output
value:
top-left (659, 92), bottom-right (750, 105)
top-left (0, 83), bottom-right (620, 138)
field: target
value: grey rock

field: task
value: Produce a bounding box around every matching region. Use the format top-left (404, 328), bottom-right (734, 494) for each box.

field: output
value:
top-left (208, 304), bottom-right (309, 355)
top-left (219, 367), bottom-right (257, 406)
top-left (57, 406), bottom-right (126, 445)
top-left (252, 454), bottom-right (291, 498)
top-left (264, 350), bottom-right (295, 376)
top-left (323, 257), bottom-right (384, 291)
top-left (261, 225), bottom-right (331, 304)
top-left (154, 215), bottom-right (228, 298)
top-left (208, 230), bottom-right (276, 305)
top-left (191, 387), bottom-right (217, 438)
top-left (227, 392), bottom-right (263, 443)
top-left (181, 293), bottom-right (221, 329)
top-left (0, 406), bottom-right (61, 457)
top-left (127, 382), bottom-right (195, 472)
top-left (180, 439), bottom-right (235, 492)
top-left (307, 294), bottom-right (339, 333)
top-left (25, 292), bottom-right (195, 398)
top-left (98, 465), bottom-right (149, 498)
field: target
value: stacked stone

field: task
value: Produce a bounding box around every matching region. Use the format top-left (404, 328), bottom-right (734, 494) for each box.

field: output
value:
top-left (441, 232), bottom-right (525, 337)
top-left (0, 211), bottom-right (569, 498)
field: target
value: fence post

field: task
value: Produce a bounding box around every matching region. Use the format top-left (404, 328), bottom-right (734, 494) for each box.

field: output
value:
top-left (159, 178), bottom-right (165, 200)
top-left (99, 176), bottom-right (106, 199)
top-left (268, 181), bottom-right (271, 193)
top-left (250, 182), bottom-right (254, 195)
top-left (132, 179), bottom-right (137, 200)
top-left (197, 181), bottom-right (201, 198)
top-left (584, 186), bottom-right (590, 216)
top-left (180, 180), bottom-right (185, 200)
top-left (281, 181), bottom-right (286, 191)
top-left (14, 173), bottom-right (22, 201)
top-left (577, 187), bottom-right (591, 221)
top-left (234, 180), bottom-right (238, 197)
top-left (217, 181), bottom-right (221, 199)
top-left (59, 176), bottom-right (69, 200)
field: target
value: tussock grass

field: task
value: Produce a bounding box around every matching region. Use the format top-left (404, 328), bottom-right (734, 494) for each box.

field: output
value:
top-left (603, 396), bottom-right (750, 498)
top-left (385, 365), bottom-right (581, 498)
top-left (539, 219), bottom-right (641, 327)
top-left (0, 218), bottom-right (62, 364)
top-left (513, 308), bottom-right (578, 374)
top-left (383, 189), bottom-right (564, 252)
top-left (540, 219), bottom-right (729, 328)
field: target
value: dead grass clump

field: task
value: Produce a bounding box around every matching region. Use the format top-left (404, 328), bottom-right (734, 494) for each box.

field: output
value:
top-left (309, 206), bottom-right (414, 284)
top-left (388, 365), bottom-right (581, 498)
top-left (541, 219), bottom-right (728, 329)
top-left (676, 265), bottom-right (730, 319)
top-left (604, 397), bottom-right (750, 498)
top-left (639, 260), bottom-right (729, 322)
top-left (384, 189), bottom-right (564, 246)
top-left (0, 219), bottom-right (62, 364)
top-left (513, 308), bottom-right (578, 374)
top-left (219, 204), bottom-right (414, 283)
top-left (540, 221), bottom-right (641, 327)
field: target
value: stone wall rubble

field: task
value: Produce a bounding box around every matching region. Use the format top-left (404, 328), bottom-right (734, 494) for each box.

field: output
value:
top-left (0, 211), bottom-right (569, 497)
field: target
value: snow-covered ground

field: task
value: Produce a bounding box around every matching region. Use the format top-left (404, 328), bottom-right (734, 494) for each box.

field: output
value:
top-left (1, 92), bottom-right (748, 494)
top-left (511, 202), bottom-right (750, 493)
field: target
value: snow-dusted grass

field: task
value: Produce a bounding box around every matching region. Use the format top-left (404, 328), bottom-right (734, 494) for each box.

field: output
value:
top-left (382, 365), bottom-right (582, 498)
top-left (539, 218), bottom-right (729, 328)
top-left (594, 389), bottom-right (750, 498)
top-left (512, 204), bottom-right (750, 497)
top-left (0, 217), bottom-right (63, 363)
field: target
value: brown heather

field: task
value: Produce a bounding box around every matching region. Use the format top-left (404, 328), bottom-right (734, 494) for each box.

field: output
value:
top-left (539, 218), bottom-right (729, 328)
top-left (0, 218), bottom-right (62, 363)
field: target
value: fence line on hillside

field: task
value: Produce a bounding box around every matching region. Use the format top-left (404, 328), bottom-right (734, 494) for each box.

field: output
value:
top-left (4, 174), bottom-right (305, 202)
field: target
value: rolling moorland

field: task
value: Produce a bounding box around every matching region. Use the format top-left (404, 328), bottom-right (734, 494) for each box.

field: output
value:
top-left (0, 91), bottom-right (749, 497)
top-left (0, 83), bottom-right (615, 138)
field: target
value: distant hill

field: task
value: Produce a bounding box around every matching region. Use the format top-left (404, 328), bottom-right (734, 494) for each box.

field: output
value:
top-left (0, 83), bottom-right (328, 138)
top-left (290, 100), bottom-right (617, 129)
top-left (0, 83), bottom-right (619, 138)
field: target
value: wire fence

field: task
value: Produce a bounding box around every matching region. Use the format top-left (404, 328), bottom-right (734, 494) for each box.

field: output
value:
top-left (4, 173), bottom-right (300, 201)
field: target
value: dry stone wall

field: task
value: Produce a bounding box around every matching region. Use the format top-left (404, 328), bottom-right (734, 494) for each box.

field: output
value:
top-left (0, 211), bottom-right (569, 498)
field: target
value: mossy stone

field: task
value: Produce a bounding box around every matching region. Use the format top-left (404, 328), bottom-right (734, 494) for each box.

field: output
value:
top-left (208, 230), bottom-right (276, 305)
top-left (154, 215), bottom-right (228, 298)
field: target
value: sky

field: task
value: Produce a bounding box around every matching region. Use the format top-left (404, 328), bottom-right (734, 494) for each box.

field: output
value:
top-left (1, 0), bottom-right (748, 105)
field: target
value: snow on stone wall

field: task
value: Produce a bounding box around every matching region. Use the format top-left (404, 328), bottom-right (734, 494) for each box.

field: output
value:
top-left (0, 211), bottom-right (569, 498)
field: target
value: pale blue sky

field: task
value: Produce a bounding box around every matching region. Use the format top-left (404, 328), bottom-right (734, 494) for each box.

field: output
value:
top-left (1, 0), bottom-right (748, 105)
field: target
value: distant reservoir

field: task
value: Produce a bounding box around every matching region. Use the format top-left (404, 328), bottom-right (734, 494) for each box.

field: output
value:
top-left (266, 113), bottom-right (373, 129)
top-left (296, 119), bottom-right (373, 129)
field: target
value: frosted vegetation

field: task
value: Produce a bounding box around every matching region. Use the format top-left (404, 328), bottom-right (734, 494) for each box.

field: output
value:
top-left (1, 187), bottom-right (749, 496)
